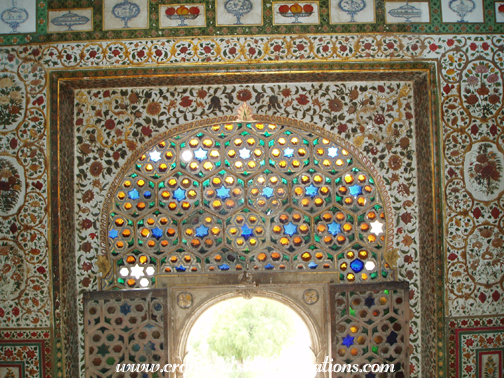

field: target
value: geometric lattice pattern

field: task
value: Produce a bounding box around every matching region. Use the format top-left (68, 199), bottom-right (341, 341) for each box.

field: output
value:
top-left (103, 122), bottom-right (392, 289)
top-left (84, 290), bottom-right (167, 378)
top-left (330, 282), bottom-right (409, 377)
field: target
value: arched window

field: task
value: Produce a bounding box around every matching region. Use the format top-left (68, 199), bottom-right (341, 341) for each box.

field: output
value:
top-left (101, 119), bottom-right (394, 290)
top-left (86, 116), bottom-right (408, 378)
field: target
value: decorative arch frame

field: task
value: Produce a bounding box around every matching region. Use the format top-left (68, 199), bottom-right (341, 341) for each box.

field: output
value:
top-left (50, 64), bottom-right (441, 377)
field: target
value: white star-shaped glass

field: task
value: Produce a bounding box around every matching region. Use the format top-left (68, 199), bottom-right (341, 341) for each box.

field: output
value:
top-left (194, 147), bottom-right (208, 161)
top-left (284, 147), bottom-right (294, 157)
top-left (239, 147), bottom-right (251, 159)
top-left (370, 220), bottom-right (384, 236)
top-left (130, 264), bottom-right (145, 280)
top-left (149, 150), bottom-right (161, 162)
top-left (327, 146), bottom-right (338, 158)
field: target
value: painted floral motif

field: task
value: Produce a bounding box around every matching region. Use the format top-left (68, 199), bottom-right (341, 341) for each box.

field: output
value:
top-left (466, 143), bottom-right (504, 199)
top-left (0, 74), bottom-right (24, 131)
top-left (482, 355), bottom-right (498, 378)
top-left (462, 61), bottom-right (502, 120)
top-left (0, 242), bottom-right (25, 301)
top-left (0, 157), bottom-right (24, 216)
top-left (466, 225), bottom-right (504, 285)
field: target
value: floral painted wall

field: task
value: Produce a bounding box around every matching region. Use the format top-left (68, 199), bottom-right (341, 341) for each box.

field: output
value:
top-left (0, 1), bottom-right (503, 378)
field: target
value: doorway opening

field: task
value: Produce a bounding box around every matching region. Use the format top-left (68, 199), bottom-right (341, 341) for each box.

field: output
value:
top-left (184, 296), bottom-right (316, 378)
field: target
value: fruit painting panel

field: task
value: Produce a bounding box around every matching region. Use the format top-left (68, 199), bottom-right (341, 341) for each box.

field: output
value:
top-left (441, 0), bottom-right (483, 23)
top-left (216, 0), bottom-right (263, 26)
top-left (329, 0), bottom-right (375, 24)
top-left (496, 2), bottom-right (504, 23)
top-left (103, 0), bottom-right (148, 31)
top-left (160, 4), bottom-right (206, 28)
top-left (273, 2), bottom-right (319, 25)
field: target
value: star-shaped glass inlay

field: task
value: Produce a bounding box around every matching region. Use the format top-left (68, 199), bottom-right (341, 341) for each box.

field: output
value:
top-left (109, 229), bottom-right (119, 239)
top-left (262, 186), bottom-right (274, 199)
top-left (364, 296), bottom-right (375, 308)
top-left (342, 334), bottom-right (354, 348)
top-left (283, 222), bottom-right (298, 237)
top-left (195, 224), bottom-right (209, 238)
top-left (241, 224), bottom-right (254, 240)
top-left (96, 343), bottom-right (110, 357)
top-left (149, 150), bottom-right (161, 162)
top-left (327, 146), bottom-right (338, 158)
top-left (130, 264), bottom-right (145, 279)
top-left (128, 188), bottom-right (140, 200)
top-left (239, 147), bottom-right (251, 159)
top-left (194, 147), bottom-right (208, 161)
top-left (386, 331), bottom-right (398, 346)
top-left (308, 261), bottom-right (318, 269)
top-left (216, 186), bottom-right (231, 200)
top-left (327, 221), bottom-right (341, 236)
top-left (349, 184), bottom-right (363, 196)
top-left (173, 187), bottom-right (186, 202)
top-left (152, 227), bottom-right (163, 240)
top-left (370, 220), bottom-right (384, 236)
top-left (305, 183), bottom-right (319, 198)
top-left (120, 302), bottom-right (132, 315)
top-left (283, 147), bottom-right (294, 158)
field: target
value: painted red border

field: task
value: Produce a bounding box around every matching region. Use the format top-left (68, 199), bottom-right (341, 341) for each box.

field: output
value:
top-left (455, 326), bottom-right (504, 378)
top-left (0, 335), bottom-right (50, 378)
top-left (478, 350), bottom-right (503, 378)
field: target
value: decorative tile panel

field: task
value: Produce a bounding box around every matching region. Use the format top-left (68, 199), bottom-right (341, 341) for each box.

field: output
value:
top-left (330, 0), bottom-right (376, 23)
top-left (441, 0), bottom-right (484, 23)
top-left (47, 9), bottom-right (93, 33)
top-left (272, 2), bottom-right (320, 25)
top-left (103, 0), bottom-right (148, 31)
top-left (159, 4), bottom-right (206, 29)
top-left (215, 0), bottom-right (263, 26)
top-left (0, 0), bottom-right (36, 35)
top-left (385, 1), bottom-right (430, 24)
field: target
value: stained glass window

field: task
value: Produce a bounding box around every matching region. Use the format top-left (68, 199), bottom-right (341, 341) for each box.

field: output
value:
top-left (103, 122), bottom-right (392, 289)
